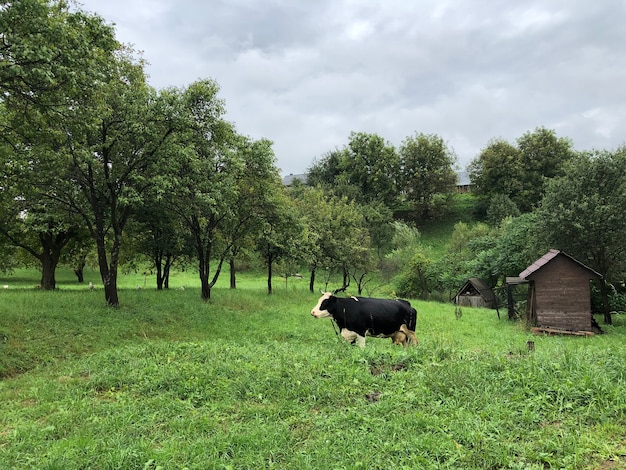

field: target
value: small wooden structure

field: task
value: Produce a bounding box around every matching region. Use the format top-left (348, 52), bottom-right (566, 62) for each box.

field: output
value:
top-left (519, 249), bottom-right (602, 333)
top-left (455, 278), bottom-right (496, 309)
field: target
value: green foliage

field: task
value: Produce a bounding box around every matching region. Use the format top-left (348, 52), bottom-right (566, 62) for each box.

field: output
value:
top-left (537, 148), bottom-right (626, 281)
top-left (307, 132), bottom-right (399, 207)
top-left (0, 0), bottom-right (119, 108)
top-left (394, 250), bottom-right (436, 298)
top-left (293, 187), bottom-right (371, 291)
top-left (469, 128), bottom-right (575, 213)
top-left (486, 194), bottom-right (521, 225)
top-left (399, 132), bottom-right (458, 220)
top-left (1, 276), bottom-right (626, 468)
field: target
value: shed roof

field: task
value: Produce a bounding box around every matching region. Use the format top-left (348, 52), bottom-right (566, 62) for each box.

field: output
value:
top-left (519, 249), bottom-right (602, 280)
top-left (456, 278), bottom-right (496, 302)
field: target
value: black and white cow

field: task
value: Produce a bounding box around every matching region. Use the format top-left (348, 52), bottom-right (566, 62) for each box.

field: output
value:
top-left (310, 292), bottom-right (418, 348)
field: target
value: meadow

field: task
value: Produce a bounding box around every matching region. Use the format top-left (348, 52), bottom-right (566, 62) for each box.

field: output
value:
top-left (1, 268), bottom-right (626, 469)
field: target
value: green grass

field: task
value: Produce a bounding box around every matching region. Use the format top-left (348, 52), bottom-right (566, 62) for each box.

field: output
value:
top-left (2, 271), bottom-right (626, 469)
top-left (420, 193), bottom-right (481, 257)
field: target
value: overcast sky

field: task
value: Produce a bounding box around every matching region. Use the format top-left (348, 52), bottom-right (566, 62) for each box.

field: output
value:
top-left (77, 0), bottom-right (626, 176)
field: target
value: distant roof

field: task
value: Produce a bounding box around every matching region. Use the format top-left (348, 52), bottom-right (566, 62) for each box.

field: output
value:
top-left (457, 170), bottom-right (470, 186)
top-left (519, 249), bottom-right (602, 280)
top-left (282, 173), bottom-right (307, 185)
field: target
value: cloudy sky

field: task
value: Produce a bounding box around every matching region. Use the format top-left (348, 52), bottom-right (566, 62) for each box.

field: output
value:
top-left (77, 0), bottom-right (626, 176)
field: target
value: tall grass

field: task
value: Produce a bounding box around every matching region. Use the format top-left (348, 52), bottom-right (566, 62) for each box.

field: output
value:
top-left (1, 273), bottom-right (626, 469)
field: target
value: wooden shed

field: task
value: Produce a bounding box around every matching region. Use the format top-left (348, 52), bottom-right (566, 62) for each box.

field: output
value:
top-left (519, 249), bottom-right (602, 332)
top-left (455, 278), bottom-right (496, 309)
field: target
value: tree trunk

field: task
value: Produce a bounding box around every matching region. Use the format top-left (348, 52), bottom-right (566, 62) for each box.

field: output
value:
top-left (95, 229), bottom-right (121, 307)
top-left (230, 258), bottom-right (236, 289)
top-left (74, 256), bottom-right (86, 283)
top-left (200, 272), bottom-right (211, 301)
top-left (309, 264), bottom-right (316, 293)
top-left (103, 271), bottom-right (119, 307)
top-left (164, 254), bottom-right (172, 289)
top-left (40, 253), bottom-right (57, 290)
top-left (37, 231), bottom-right (71, 290)
top-left (267, 249), bottom-right (273, 295)
top-left (155, 251), bottom-right (164, 290)
top-left (600, 279), bottom-right (612, 325)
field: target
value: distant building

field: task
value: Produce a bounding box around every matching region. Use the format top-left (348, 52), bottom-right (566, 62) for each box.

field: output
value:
top-left (456, 170), bottom-right (471, 193)
top-left (282, 173), bottom-right (307, 186)
top-left (455, 278), bottom-right (497, 309)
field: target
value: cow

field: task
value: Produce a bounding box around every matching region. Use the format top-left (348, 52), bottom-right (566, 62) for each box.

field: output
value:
top-left (310, 292), bottom-right (418, 348)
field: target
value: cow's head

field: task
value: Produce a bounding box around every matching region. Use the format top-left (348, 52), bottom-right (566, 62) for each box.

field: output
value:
top-left (310, 292), bottom-right (336, 318)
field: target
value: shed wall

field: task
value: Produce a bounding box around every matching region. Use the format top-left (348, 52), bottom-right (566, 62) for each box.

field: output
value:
top-left (528, 256), bottom-right (593, 331)
top-left (456, 295), bottom-right (489, 308)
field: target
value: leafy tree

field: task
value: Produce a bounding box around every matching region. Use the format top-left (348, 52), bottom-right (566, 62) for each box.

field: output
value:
top-left (361, 201), bottom-right (394, 268)
top-left (60, 228), bottom-right (95, 283)
top-left (516, 127), bottom-right (575, 211)
top-left (488, 213), bottom-right (546, 284)
top-left (0, 194), bottom-right (77, 289)
top-left (294, 187), bottom-right (370, 292)
top-left (486, 194), bottom-right (521, 225)
top-left (469, 128), bottom-right (574, 213)
top-left (468, 139), bottom-right (522, 212)
top-left (224, 136), bottom-right (282, 290)
top-left (257, 191), bottom-right (305, 295)
top-left (306, 149), bottom-right (343, 188)
top-left (128, 200), bottom-right (186, 290)
top-left (536, 148), bottom-right (626, 324)
top-left (399, 132), bottom-right (457, 220)
top-left (0, 1), bottom-right (119, 291)
top-left (164, 81), bottom-right (238, 301)
top-left (306, 132), bottom-right (399, 207)
top-left (342, 132), bottom-right (399, 207)
top-left (0, 0), bottom-right (118, 109)
top-left (52, 57), bottom-right (180, 306)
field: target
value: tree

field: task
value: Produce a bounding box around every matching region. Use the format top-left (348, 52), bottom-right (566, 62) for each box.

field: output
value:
top-left (468, 128), bottom-right (574, 213)
top-left (224, 136), bottom-right (282, 290)
top-left (399, 132), bottom-right (457, 220)
top-left (306, 132), bottom-right (399, 207)
top-left (0, 0), bottom-right (118, 109)
top-left (52, 56), bottom-right (181, 306)
top-left (128, 200), bottom-right (186, 290)
top-left (468, 139), bottom-right (522, 213)
top-left (516, 127), bottom-right (574, 212)
top-left (294, 188), bottom-right (370, 292)
top-left (0, 1), bottom-right (120, 291)
top-left (164, 80), bottom-right (241, 301)
top-left (257, 192), bottom-right (305, 295)
top-left (536, 148), bottom-right (626, 324)
top-left (0, 103), bottom-right (85, 289)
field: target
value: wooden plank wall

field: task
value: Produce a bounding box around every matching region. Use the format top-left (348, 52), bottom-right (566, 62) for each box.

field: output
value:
top-left (530, 256), bottom-right (592, 331)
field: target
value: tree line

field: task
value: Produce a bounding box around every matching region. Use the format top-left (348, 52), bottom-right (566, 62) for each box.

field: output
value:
top-left (1, 1), bottom-right (625, 320)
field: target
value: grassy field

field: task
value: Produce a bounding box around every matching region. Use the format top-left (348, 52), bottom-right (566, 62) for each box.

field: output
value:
top-left (1, 269), bottom-right (626, 469)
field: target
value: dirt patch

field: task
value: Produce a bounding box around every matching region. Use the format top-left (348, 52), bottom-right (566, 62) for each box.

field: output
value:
top-left (369, 361), bottom-right (407, 375)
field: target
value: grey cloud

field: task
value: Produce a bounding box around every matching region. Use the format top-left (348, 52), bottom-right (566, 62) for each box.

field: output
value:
top-left (79, 0), bottom-right (626, 174)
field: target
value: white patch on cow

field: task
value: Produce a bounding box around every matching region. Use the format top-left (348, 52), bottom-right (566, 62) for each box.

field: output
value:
top-left (341, 329), bottom-right (366, 348)
top-left (310, 292), bottom-right (333, 318)
top-left (351, 296), bottom-right (359, 301)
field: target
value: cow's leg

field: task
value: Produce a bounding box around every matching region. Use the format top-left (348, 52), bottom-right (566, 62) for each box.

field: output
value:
top-left (341, 329), bottom-right (366, 348)
top-left (341, 328), bottom-right (358, 344)
top-left (399, 324), bottom-right (419, 346)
